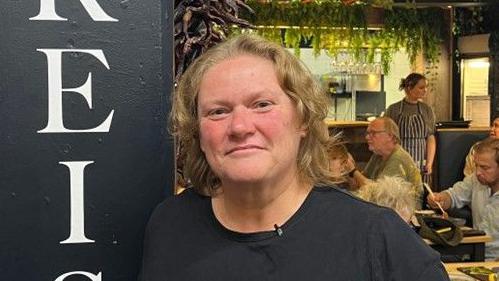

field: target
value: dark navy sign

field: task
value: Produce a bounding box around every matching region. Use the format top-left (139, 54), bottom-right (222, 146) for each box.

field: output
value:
top-left (0, 0), bottom-right (173, 280)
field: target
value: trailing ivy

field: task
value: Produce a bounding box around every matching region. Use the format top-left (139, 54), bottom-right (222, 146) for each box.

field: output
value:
top-left (384, 7), bottom-right (444, 64)
top-left (246, 1), bottom-right (366, 29)
top-left (239, 1), bottom-right (446, 74)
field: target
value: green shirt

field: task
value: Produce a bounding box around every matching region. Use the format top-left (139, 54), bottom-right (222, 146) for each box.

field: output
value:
top-left (364, 145), bottom-right (423, 196)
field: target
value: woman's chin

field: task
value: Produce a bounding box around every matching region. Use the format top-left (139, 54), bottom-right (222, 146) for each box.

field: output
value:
top-left (220, 169), bottom-right (269, 185)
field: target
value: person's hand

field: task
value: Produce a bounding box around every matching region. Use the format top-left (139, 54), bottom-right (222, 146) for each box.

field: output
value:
top-left (424, 163), bottom-right (432, 175)
top-left (427, 192), bottom-right (450, 210)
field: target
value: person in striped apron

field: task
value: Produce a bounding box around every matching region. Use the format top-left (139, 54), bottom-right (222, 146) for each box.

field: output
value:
top-left (386, 73), bottom-right (436, 185)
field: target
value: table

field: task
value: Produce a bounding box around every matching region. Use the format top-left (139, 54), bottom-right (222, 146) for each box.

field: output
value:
top-left (445, 262), bottom-right (499, 280)
top-left (425, 235), bottom-right (493, 262)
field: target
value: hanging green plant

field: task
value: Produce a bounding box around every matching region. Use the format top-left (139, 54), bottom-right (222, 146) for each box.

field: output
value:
top-left (239, 0), bottom-right (445, 74)
top-left (383, 7), bottom-right (443, 64)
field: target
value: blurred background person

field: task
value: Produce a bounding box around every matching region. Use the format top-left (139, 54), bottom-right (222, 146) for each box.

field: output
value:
top-left (347, 117), bottom-right (422, 206)
top-left (464, 116), bottom-right (499, 177)
top-left (386, 73), bottom-right (436, 185)
top-left (326, 141), bottom-right (357, 190)
top-left (356, 176), bottom-right (418, 224)
top-left (428, 137), bottom-right (499, 260)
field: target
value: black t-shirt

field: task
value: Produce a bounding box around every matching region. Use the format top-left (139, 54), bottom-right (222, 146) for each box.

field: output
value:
top-left (140, 186), bottom-right (449, 281)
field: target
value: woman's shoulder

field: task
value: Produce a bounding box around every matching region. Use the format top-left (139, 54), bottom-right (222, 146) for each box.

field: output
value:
top-left (388, 100), bottom-right (403, 106)
top-left (385, 100), bottom-right (403, 118)
top-left (313, 186), bottom-right (424, 245)
top-left (386, 100), bottom-right (403, 111)
top-left (312, 186), bottom-right (395, 218)
top-left (310, 188), bottom-right (445, 280)
top-left (148, 188), bottom-right (209, 223)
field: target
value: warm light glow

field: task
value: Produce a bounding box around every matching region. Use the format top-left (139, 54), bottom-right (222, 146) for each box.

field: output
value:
top-left (367, 74), bottom-right (379, 87)
top-left (469, 61), bottom-right (490, 68)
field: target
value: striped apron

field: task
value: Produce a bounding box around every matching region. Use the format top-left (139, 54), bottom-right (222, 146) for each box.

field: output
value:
top-left (397, 102), bottom-right (430, 184)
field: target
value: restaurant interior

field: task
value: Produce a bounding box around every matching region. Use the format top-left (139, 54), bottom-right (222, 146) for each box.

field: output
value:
top-left (175, 0), bottom-right (499, 278)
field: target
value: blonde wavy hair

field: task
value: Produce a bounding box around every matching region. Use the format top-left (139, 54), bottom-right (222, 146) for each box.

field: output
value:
top-left (172, 34), bottom-right (334, 195)
top-left (356, 176), bottom-right (418, 222)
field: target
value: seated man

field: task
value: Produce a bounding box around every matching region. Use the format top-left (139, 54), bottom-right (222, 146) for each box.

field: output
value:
top-left (429, 137), bottom-right (499, 260)
top-left (347, 117), bottom-right (422, 203)
top-left (356, 176), bottom-right (418, 224)
top-left (463, 116), bottom-right (499, 177)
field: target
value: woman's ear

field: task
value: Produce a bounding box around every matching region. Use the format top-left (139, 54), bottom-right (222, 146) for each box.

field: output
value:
top-left (298, 125), bottom-right (308, 138)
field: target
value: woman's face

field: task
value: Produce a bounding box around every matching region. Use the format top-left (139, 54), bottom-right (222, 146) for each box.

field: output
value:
top-left (197, 55), bottom-right (306, 186)
top-left (406, 79), bottom-right (427, 101)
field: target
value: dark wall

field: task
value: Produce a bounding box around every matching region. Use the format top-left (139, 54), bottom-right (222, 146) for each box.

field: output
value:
top-left (435, 129), bottom-right (488, 191)
top-left (0, 1), bottom-right (173, 280)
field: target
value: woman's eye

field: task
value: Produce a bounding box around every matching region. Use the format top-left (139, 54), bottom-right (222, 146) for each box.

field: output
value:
top-left (207, 108), bottom-right (228, 119)
top-left (254, 101), bottom-right (273, 111)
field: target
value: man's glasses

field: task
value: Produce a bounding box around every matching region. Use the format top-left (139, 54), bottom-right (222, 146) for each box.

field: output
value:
top-left (365, 130), bottom-right (387, 137)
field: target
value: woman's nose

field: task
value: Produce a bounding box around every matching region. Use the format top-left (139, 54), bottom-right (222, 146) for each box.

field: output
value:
top-left (229, 107), bottom-right (255, 138)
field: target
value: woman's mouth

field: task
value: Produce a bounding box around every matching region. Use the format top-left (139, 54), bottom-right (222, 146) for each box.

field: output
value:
top-left (226, 145), bottom-right (263, 155)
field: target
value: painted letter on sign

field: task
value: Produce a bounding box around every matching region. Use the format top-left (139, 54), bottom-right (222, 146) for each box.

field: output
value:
top-left (59, 161), bottom-right (95, 244)
top-left (37, 49), bottom-right (114, 133)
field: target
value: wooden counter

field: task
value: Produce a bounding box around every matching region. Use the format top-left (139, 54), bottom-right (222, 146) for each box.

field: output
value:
top-left (325, 119), bottom-right (369, 141)
top-left (325, 119), bottom-right (371, 167)
top-left (325, 119), bottom-right (370, 128)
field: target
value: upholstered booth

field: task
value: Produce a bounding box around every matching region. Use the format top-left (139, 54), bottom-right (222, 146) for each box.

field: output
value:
top-left (435, 128), bottom-right (489, 190)
top-left (435, 127), bottom-right (489, 227)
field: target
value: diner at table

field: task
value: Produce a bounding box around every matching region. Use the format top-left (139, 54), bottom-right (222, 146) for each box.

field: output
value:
top-left (464, 117), bottom-right (499, 177)
top-left (346, 117), bottom-right (423, 203)
top-left (428, 137), bottom-right (499, 261)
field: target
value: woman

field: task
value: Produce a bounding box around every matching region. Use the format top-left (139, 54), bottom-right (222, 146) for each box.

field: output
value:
top-left (386, 73), bottom-right (436, 183)
top-left (140, 35), bottom-right (447, 280)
